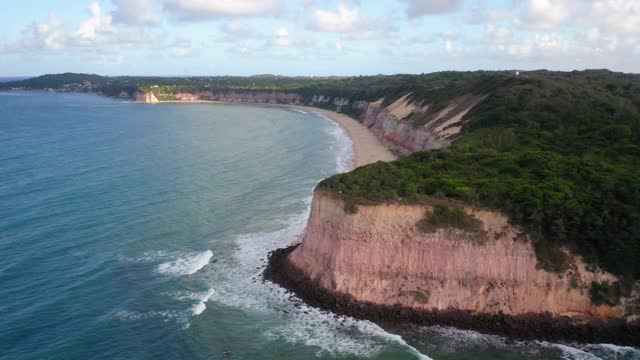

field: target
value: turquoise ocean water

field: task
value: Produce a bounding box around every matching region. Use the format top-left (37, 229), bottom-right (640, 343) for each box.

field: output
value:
top-left (0, 92), bottom-right (638, 360)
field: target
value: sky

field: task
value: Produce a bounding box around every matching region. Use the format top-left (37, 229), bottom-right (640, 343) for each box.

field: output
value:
top-left (0, 0), bottom-right (639, 76)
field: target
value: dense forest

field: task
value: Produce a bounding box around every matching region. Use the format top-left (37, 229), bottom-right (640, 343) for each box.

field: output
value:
top-left (319, 70), bottom-right (640, 282)
top-left (4, 70), bottom-right (640, 283)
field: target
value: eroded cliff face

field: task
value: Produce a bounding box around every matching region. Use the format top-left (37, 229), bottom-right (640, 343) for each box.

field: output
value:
top-left (357, 94), bottom-right (485, 155)
top-left (136, 90), bottom-right (303, 104)
top-left (289, 191), bottom-right (636, 319)
top-left (135, 91), bottom-right (158, 103)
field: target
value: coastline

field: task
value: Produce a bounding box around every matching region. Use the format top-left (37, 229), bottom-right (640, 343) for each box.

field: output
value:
top-left (145, 99), bottom-right (397, 168)
top-left (264, 245), bottom-right (640, 347)
top-left (302, 107), bottom-right (397, 167)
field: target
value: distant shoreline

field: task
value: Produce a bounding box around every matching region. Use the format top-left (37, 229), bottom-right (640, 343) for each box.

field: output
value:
top-left (286, 105), bottom-right (397, 168)
top-left (144, 99), bottom-right (397, 168)
top-left (1, 89), bottom-right (397, 168)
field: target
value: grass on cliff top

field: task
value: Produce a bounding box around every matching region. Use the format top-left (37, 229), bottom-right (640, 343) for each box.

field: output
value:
top-left (318, 71), bottom-right (640, 280)
top-left (417, 205), bottom-right (482, 234)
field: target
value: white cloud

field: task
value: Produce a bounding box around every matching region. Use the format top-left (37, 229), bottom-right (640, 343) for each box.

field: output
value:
top-left (219, 20), bottom-right (259, 40)
top-left (3, 2), bottom-right (163, 58)
top-left (486, 25), bottom-right (512, 44)
top-left (271, 27), bottom-right (291, 47)
top-left (74, 2), bottom-right (116, 47)
top-left (268, 26), bottom-right (313, 48)
top-left (19, 13), bottom-right (68, 51)
top-left (164, 0), bottom-right (282, 21)
top-left (400, 0), bottom-right (464, 18)
top-left (306, 3), bottom-right (390, 40)
top-left (168, 38), bottom-right (192, 57)
top-left (111, 0), bottom-right (162, 26)
top-left (586, 27), bottom-right (601, 42)
top-left (514, 0), bottom-right (571, 30)
top-left (308, 3), bottom-right (360, 33)
top-left (534, 32), bottom-right (570, 53)
top-left (591, 0), bottom-right (640, 35)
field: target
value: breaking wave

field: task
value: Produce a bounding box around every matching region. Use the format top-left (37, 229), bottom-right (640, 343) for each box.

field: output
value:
top-left (156, 250), bottom-right (213, 276)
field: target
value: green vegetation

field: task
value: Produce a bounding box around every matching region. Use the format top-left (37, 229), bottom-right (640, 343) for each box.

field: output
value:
top-left (319, 70), bottom-right (640, 279)
top-left (590, 281), bottom-right (622, 306)
top-left (417, 205), bottom-right (482, 234)
top-left (4, 70), bottom-right (640, 280)
top-left (343, 201), bottom-right (358, 214)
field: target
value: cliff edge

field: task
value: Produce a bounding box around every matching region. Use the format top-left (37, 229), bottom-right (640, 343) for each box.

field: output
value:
top-left (265, 191), bottom-right (640, 345)
top-left (135, 91), bottom-right (158, 104)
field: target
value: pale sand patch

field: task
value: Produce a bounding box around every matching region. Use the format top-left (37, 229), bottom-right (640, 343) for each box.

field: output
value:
top-left (430, 95), bottom-right (486, 137)
top-left (386, 93), bottom-right (414, 120)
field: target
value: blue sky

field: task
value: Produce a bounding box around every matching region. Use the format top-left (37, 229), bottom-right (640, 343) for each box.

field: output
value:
top-left (1, 0), bottom-right (639, 76)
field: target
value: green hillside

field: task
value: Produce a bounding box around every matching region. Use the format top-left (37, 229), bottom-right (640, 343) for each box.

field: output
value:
top-left (319, 70), bottom-right (640, 282)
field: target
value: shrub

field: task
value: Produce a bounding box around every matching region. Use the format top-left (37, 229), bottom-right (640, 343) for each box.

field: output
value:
top-left (590, 281), bottom-right (621, 306)
top-left (417, 205), bottom-right (482, 233)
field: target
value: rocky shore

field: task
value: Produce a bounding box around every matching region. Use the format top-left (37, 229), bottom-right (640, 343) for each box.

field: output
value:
top-left (264, 245), bottom-right (640, 346)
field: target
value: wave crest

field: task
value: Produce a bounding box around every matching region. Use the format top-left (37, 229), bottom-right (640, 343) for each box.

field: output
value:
top-left (156, 250), bottom-right (213, 276)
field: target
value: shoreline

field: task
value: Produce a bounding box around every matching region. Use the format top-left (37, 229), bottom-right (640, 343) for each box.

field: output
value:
top-left (289, 106), bottom-right (397, 168)
top-left (263, 245), bottom-right (640, 347)
top-left (145, 99), bottom-right (397, 168)
top-left (5, 90), bottom-right (394, 168)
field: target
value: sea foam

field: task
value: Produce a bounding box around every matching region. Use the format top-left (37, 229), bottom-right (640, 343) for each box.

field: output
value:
top-left (191, 288), bottom-right (215, 316)
top-left (156, 250), bottom-right (213, 276)
top-left (196, 193), bottom-right (433, 359)
top-left (318, 112), bottom-right (354, 173)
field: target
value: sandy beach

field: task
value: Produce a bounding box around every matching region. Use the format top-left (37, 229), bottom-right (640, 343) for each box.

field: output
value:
top-left (306, 108), bottom-right (397, 168)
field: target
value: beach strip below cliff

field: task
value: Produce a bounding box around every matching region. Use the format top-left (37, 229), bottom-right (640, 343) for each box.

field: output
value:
top-left (299, 107), bottom-right (397, 168)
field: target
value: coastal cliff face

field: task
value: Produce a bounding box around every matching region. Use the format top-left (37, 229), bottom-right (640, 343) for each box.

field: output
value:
top-left (135, 91), bottom-right (158, 103)
top-left (288, 191), bottom-right (636, 320)
top-left (136, 90), bottom-right (303, 105)
top-left (357, 94), bottom-right (485, 155)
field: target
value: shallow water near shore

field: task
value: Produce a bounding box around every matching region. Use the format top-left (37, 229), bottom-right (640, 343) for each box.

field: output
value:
top-left (0, 92), bottom-right (638, 360)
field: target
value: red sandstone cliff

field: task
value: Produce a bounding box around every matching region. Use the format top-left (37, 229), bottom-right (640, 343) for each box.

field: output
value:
top-left (288, 191), bottom-right (638, 320)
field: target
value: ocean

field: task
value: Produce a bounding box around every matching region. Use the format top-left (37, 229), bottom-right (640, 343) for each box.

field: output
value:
top-left (0, 92), bottom-right (638, 360)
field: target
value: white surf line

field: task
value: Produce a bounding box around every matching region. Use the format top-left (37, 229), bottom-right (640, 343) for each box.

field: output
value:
top-left (156, 250), bottom-right (213, 276)
top-left (363, 322), bottom-right (434, 360)
top-left (548, 343), bottom-right (603, 360)
top-left (192, 288), bottom-right (215, 316)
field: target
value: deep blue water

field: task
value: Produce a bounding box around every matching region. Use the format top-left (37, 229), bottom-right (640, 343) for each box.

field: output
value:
top-left (0, 92), bottom-right (638, 360)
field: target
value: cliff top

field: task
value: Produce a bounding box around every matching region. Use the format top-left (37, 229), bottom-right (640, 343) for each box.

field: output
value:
top-left (319, 70), bottom-right (640, 281)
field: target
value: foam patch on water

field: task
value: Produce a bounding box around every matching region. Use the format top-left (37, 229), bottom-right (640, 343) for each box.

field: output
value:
top-left (191, 288), bottom-right (215, 316)
top-left (405, 324), bottom-right (640, 360)
top-left (114, 309), bottom-right (185, 323)
top-left (314, 112), bottom-right (355, 173)
top-left (290, 109), bottom-right (309, 114)
top-left (156, 250), bottom-right (213, 276)
top-left (553, 342), bottom-right (640, 360)
top-left (195, 196), bottom-right (432, 359)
